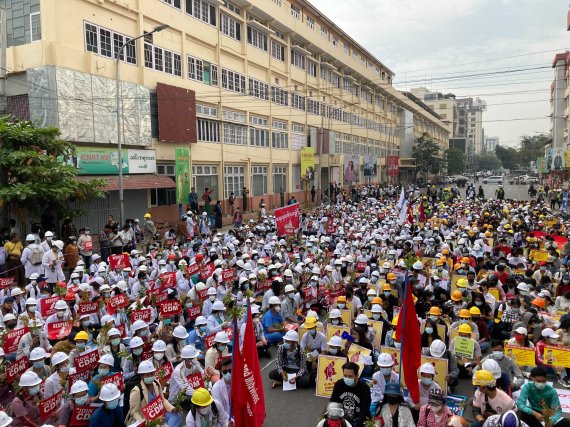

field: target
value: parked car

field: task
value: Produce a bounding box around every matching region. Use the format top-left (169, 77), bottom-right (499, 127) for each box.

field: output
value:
top-left (483, 175), bottom-right (503, 184)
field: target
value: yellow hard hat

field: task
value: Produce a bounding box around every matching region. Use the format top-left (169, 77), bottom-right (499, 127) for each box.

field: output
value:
top-left (372, 297), bottom-right (383, 305)
top-left (469, 306), bottom-right (481, 316)
top-left (458, 324), bottom-right (472, 334)
top-left (429, 306), bottom-right (442, 316)
top-left (387, 273), bottom-right (397, 281)
top-left (74, 331), bottom-right (89, 341)
top-left (191, 388), bottom-right (214, 406)
top-left (472, 369), bottom-right (496, 387)
top-left (391, 316), bottom-right (399, 326)
top-left (144, 213), bottom-right (151, 219)
top-left (435, 260), bottom-right (444, 267)
top-left (451, 290), bottom-right (463, 302)
top-left (456, 278), bottom-right (467, 288)
top-left (382, 283), bottom-right (392, 291)
top-left (305, 317), bottom-right (318, 329)
top-left (337, 296), bottom-right (347, 303)
top-left (459, 309), bottom-right (471, 318)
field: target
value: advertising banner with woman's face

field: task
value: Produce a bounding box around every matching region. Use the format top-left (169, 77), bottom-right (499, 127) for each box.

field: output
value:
top-left (343, 155), bottom-right (359, 184)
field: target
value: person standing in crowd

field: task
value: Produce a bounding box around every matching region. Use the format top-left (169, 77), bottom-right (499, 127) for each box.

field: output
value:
top-left (188, 187), bottom-right (199, 213)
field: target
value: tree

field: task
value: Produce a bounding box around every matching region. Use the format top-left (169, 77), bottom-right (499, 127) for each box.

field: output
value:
top-left (446, 148), bottom-right (466, 175)
top-left (475, 154), bottom-right (500, 171)
top-left (413, 135), bottom-right (444, 179)
top-left (518, 134), bottom-right (549, 166)
top-left (0, 118), bottom-right (106, 222)
top-left (495, 145), bottom-right (519, 170)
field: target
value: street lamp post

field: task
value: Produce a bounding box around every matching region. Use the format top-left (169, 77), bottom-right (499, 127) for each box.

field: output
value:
top-left (115, 24), bottom-right (168, 225)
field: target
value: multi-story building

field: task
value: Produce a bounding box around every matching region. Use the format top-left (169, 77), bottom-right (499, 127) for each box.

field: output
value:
top-left (485, 136), bottom-right (499, 155)
top-left (551, 51), bottom-right (569, 152)
top-left (456, 97), bottom-right (486, 170)
top-left (410, 87), bottom-right (458, 139)
top-left (2, 0), bottom-right (448, 228)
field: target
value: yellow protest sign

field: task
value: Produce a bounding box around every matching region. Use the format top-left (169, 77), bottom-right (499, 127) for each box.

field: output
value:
top-left (529, 249), bottom-right (549, 262)
top-left (347, 301), bottom-right (355, 316)
top-left (369, 320), bottom-right (384, 349)
top-left (421, 257), bottom-right (437, 271)
top-left (347, 343), bottom-right (372, 377)
top-left (326, 324), bottom-right (350, 342)
top-left (544, 345), bottom-right (570, 368)
top-left (544, 218), bottom-right (559, 228)
top-left (340, 309), bottom-right (352, 326)
top-left (315, 355), bottom-right (346, 398)
top-left (488, 288), bottom-right (500, 300)
top-left (504, 345), bottom-right (535, 367)
top-left (453, 336), bottom-right (475, 359)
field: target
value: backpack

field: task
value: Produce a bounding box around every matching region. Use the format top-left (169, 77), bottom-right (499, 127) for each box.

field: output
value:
top-left (29, 246), bottom-right (43, 266)
top-left (122, 374), bottom-right (142, 422)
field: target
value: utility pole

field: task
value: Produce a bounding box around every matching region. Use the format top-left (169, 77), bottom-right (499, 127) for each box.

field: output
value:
top-left (0, 7), bottom-right (7, 115)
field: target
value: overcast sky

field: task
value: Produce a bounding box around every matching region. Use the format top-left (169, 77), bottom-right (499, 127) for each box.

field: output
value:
top-left (310, 0), bottom-right (569, 147)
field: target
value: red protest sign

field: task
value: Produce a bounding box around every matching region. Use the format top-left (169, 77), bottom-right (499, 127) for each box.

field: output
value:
top-left (275, 203), bottom-right (300, 235)
top-left (160, 300), bottom-right (182, 317)
top-left (186, 263), bottom-right (200, 276)
top-left (77, 302), bottom-right (98, 316)
top-left (221, 269), bottom-right (235, 282)
top-left (47, 320), bottom-right (72, 340)
top-left (6, 356), bottom-right (28, 383)
top-left (204, 326), bottom-right (233, 348)
top-left (326, 226), bottom-right (336, 234)
top-left (155, 361), bottom-right (174, 384)
top-left (0, 278), bottom-right (14, 289)
top-left (186, 305), bottom-right (201, 320)
top-left (141, 396), bottom-right (166, 421)
top-left (199, 262), bottom-right (215, 280)
top-left (356, 262), bottom-right (367, 272)
top-left (39, 389), bottom-right (63, 419)
top-left (131, 308), bottom-right (152, 323)
top-left (160, 272), bottom-right (177, 289)
top-left (150, 289), bottom-right (168, 305)
top-left (3, 327), bottom-right (29, 354)
top-left (257, 279), bottom-right (271, 292)
top-left (106, 294), bottom-right (128, 315)
top-left (108, 254), bottom-right (130, 271)
top-left (74, 348), bottom-right (99, 372)
top-left (68, 370), bottom-right (93, 391)
top-left (40, 295), bottom-right (60, 317)
top-left (197, 288), bottom-right (209, 301)
top-left (100, 372), bottom-right (124, 390)
top-left (70, 406), bottom-right (98, 427)
top-left (186, 373), bottom-right (205, 389)
top-left (117, 323), bottom-right (127, 338)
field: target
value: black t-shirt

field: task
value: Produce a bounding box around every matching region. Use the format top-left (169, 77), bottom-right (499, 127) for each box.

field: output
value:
top-left (330, 379), bottom-right (372, 425)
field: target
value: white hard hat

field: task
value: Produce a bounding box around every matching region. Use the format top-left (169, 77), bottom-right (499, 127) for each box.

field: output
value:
top-left (173, 325), bottom-right (189, 339)
top-left (10, 288), bottom-right (23, 297)
top-left (131, 319), bottom-right (148, 331)
top-left (329, 309), bottom-right (342, 319)
top-left (413, 261), bottom-right (423, 270)
top-left (29, 347), bottom-right (47, 361)
top-left (194, 316), bottom-right (208, 326)
top-left (25, 234), bottom-right (35, 242)
top-left (137, 360), bottom-right (156, 374)
top-left (129, 336), bottom-right (144, 349)
top-left (377, 352), bottom-right (395, 367)
top-left (53, 240), bottom-right (64, 250)
top-left (116, 280), bottom-right (127, 291)
top-left (181, 345), bottom-right (201, 359)
top-left (44, 231), bottom-right (53, 238)
top-left (268, 296), bottom-right (281, 305)
top-left (99, 284), bottom-right (110, 292)
top-left (98, 354), bottom-right (114, 366)
top-left (25, 297), bottom-right (37, 306)
top-left (212, 301), bottom-right (226, 311)
top-left (419, 362), bottom-right (436, 375)
top-left (100, 314), bottom-right (114, 326)
top-left (107, 328), bottom-right (121, 337)
top-left (371, 304), bottom-right (383, 313)
top-left (54, 300), bottom-right (68, 310)
top-left (284, 269), bottom-right (293, 277)
top-left (19, 371), bottom-right (42, 387)
top-left (51, 352), bottom-right (69, 366)
top-left (251, 305), bottom-right (260, 315)
top-left (284, 285), bottom-right (295, 293)
top-left (429, 340), bottom-right (447, 358)
top-left (0, 411), bottom-right (12, 427)
top-left (99, 383), bottom-right (121, 402)
top-left (306, 310), bottom-right (319, 320)
top-left (30, 273), bottom-right (39, 280)
top-left (2, 313), bottom-right (15, 322)
top-left (152, 340), bottom-right (167, 352)
top-left (70, 380), bottom-right (89, 395)
top-left (355, 314), bottom-right (369, 325)
top-left (328, 336), bottom-right (343, 347)
top-left (214, 331), bottom-right (230, 344)
top-left (207, 287), bottom-right (217, 296)
top-left (481, 359), bottom-right (502, 379)
top-left (283, 330), bottom-right (299, 342)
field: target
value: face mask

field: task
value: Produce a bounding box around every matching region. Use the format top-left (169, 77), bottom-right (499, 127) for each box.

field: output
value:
top-left (386, 396), bottom-right (400, 405)
top-left (288, 293), bottom-right (295, 300)
top-left (429, 316), bottom-right (438, 322)
top-left (493, 351), bottom-right (504, 360)
top-left (329, 348), bottom-right (338, 355)
top-left (199, 326), bottom-right (208, 333)
top-left (421, 377), bottom-right (433, 386)
top-left (475, 301), bottom-right (483, 306)
top-left (394, 342), bottom-right (401, 349)
top-left (282, 342), bottom-right (291, 350)
top-left (223, 372), bottom-right (231, 383)
top-left (76, 342), bottom-right (86, 350)
top-left (343, 377), bottom-right (355, 387)
top-left (381, 367), bottom-right (393, 376)
top-left (371, 276), bottom-right (378, 283)
top-left (60, 365), bottom-right (70, 374)
top-left (133, 348), bottom-right (143, 356)
top-left (534, 382), bottom-right (546, 390)
top-left (274, 306), bottom-right (281, 312)
top-left (550, 338), bottom-right (558, 344)
top-left (217, 344), bottom-right (226, 352)
top-left (111, 338), bottom-right (121, 346)
top-left (75, 396), bottom-right (88, 406)
top-left (140, 329), bottom-right (149, 337)
top-left (384, 291), bottom-right (391, 297)
top-left (372, 314), bottom-right (381, 321)
top-left (144, 376), bottom-right (155, 385)
top-left (425, 327), bottom-right (433, 335)
top-left (27, 305), bottom-right (37, 313)
top-left (460, 319), bottom-right (468, 325)
top-left (337, 303), bottom-right (345, 309)
top-left (82, 321), bottom-right (90, 328)
top-left (154, 353), bottom-right (165, 361)
top-left (98, 367), bottom-right (110, 376)
top-left (107, 398), bottom-right (120, 410)
top-left (29, 385), bottom-right (40, 396)
top-left (33, 361), bottom-right (44, 369)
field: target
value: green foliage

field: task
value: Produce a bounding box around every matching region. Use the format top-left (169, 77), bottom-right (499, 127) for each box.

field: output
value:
top-left (445, 148), bottom-right (466, 175)
top-left (0, 117), bottom-right (106, 217)
top-left (494, 134), bottom-right (549, 171)
top-left (495, 145), bottom-right (519, 170)
top-left (413, 135), bottom-right (444, 178)
top-left (475, 154), bottom-right (501, 171)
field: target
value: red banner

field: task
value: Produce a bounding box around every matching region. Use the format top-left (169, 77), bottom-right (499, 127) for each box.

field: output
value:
top-left (70, 406), bottom-right (98, 427)
top-left (186, 372), bottom-right (205, 389)
top-left (0, 278), bottom-right (14, 289)
top-left (150, 288), bottom-right (168, 305)
top-left (204, 326), bottom-right (234, 348)
top-left (6, 356), bottom-right (28, 383)
top-left (74, 348), bottom-right (99, 372)
top-left (47, 320), bottom-right (73, 340)
top-left (141, 396), bottom-right (166, 421)
top-left (387, 155), bottom-right (399, 177)
top-left (197, 288), bottom-right (209, 301)
top-left (68, 370), bottom-right (93, 391)
top-left (108, 254), bottom-right (130, 271)
top-left (106, 294), bottom-right (128, 315)
top-left (160, 300), bottom-right (182, 317)
top-left (155, 361), bottom-right (174, 384)
top-left (40, 389), bottom-right (63, 419)
top-left (221, 269), bottom-right (235, 282)
top-left (186, 305), bottom-right (201, 320)
top-left (40, 296), bottom-right (60, 317)
top-left (199, 262), bottom-right (215, 281)
top-left (160, 272), bottom-right (177, 289)
top-left (275, 203), bottom-right (300, 236)
top-left (3, 327), bottom-right (29, 354)
top-left (77, 302), bottom-right (99, 316)
top-left (131, 308), bottom-right (152, 323)
top-left (326, 226), bottom-right (336, 234)
top-left (356, 261), bottom-right (367, 272)
top-left (100, 372), bottom-right (124, 390)
top-left (186, 263), bottom-right (200, 276)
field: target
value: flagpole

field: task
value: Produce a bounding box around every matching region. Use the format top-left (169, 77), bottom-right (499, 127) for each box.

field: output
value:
top-left (397, 271), bottom-right (409, 382)
top-left (229, 303), bottom-right (243, 422)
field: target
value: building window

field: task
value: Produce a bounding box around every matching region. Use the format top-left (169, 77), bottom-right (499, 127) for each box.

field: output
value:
top-left (291, 123), bottom-right (305, 133)
top-left (272, 120), bottom-right (287, 130)
top-left (307, 61), bottom-right (317, 78)
top-left (221, 13), bottom-right (241, 41)
top-left (162, 0), bottom-right (181, 8)
top-left (251, 166), bottom-right (268, 196)
top-left (221, 68), bottom-right (246, 93)
top-left (223, 123), bottom-right (248, 145)
top-left (306, 16), bottom-right (314, 29)
top-left (273, 0), bottom-right (282, 5)
top-left (320, 26), bottom-right (328, 40)
top-left (291, 4), bottom-right (300, 19)
top-left (186, 0), bottom-right (217, 26)
top-left (151, 164), bottom-right (176, 206)
top-left (30, 12), bottom-right (41, 42)
top-left (343, 77), bottom-right (352, 93)
top-left (343, 42), bottom-right (350, 55)
top-left (307, 99), bottom-right (320, 115)
top-left (291, 50), bottom-right (305, 70)
top-left (250, 128), bottom-right (269, 147)
top-left (192, 165), bottom-right (218, 200)
top-left (144, 42), bottom-right (181, 76)
top-left (272, 131), bottom-right (288, 149)
top-left (250, 115), bottom-right (268, 127)
top-left (273, 166), bottom-right (287, 193)
top-left (247, 26), bottom-right (268, 51)
top-left (196, 104), bottom-right (218, 117)
top-left (248, 78), bottom-right (269, 100)
top-left (223, 0), bottom-right (241, 15)
top-left (197, 119), bottom-right (221, 142)
top-left (271, 86), bottom-right (289, 106)
top-left (188, 56), bottom-right (218, 85)
top-left (292, 93), bottom-right (306, 111)
top-left (271, 40), bottom-right (285, 62)
top-left (84, 22), bottom-right (136, 64)
top-left (224, 165), bottom-right (245, 198)
top-left (222, 110), bottom-right (246, 123)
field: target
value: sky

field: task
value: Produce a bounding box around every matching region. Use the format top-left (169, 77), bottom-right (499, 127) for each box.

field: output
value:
top-left (310, 0), bottom-right (569, 147)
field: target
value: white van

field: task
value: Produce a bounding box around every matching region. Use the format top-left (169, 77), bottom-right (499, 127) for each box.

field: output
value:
top-left (483, 176), bottom-right (503, 184)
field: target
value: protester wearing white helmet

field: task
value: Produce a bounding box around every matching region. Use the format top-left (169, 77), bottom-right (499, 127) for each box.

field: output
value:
top-left (188, 315), bottom-right (209, 358)
top-left (41, 238), bottom-right (65, 285)
top-left (268, 330), bottom-right (311, 389)
top-left (206, 300), bottom-right (229, 334)
top-left (205, 331), bottom-right (231, 373)
top-left (324, 336), bottom-right (345, 357)
top-left (262, 295), bottom-right (285, 344)
top-left (408, 362), bottom-right (442, 409)
top-left (201, 286), bottom-right (218, 318)
top-left (86, 354), bottom-right (116, 398)
top-left (26, 347), bottom-right (50, 380)
top-left (89, 384), bottom-right (122, 427)
top-left (12, 371), bottom-right (43, 425)
top-left (166, 325), bottom-right (189, 364)
top-left (16, 318), bottom-right (50, 360)
top-left (371, 352), bottom-right (400, 413)
top-left (168, 345), bottom-right (204, 404)
top-left (44, 352), bottom-right (75, 401)
top-left (57, 380), bottom-right (89, 427)
top-left (281, 284), bottom-right (303, 324)
top-left (238, 305), bottom-right (269, 356)
top-left (42, 299), bottom-right (71, 335)
top-left (20, 233), bottom-right (44, 279)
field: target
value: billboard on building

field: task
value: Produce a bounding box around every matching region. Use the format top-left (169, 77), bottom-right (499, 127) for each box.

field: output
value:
top-left (175, 148), bottom-right (191, 205)
top-left (76, 148), bottom-right (156, 175)
top-left (552, 148), bottom-right (565, 171)
top-left (387, 156), bottom-right (400, 177)
top-left (537, 157), bottom-right (547, 174)
top-left (343, 155), bottom-right (360, 184)
top-left (363, 155), bottom-right (378, 177)
top-left (300, 147), bottom-right (315, 180)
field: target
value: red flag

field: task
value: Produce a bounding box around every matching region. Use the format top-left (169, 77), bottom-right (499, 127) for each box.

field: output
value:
top-left (406, 204), bottom-right (414, 224)
top-left (419, 199), bottom-right (426, 223)
top-left (231, 305), bottom-right (266, 427)
top-left (395, 274), bottom-right (421, 404)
